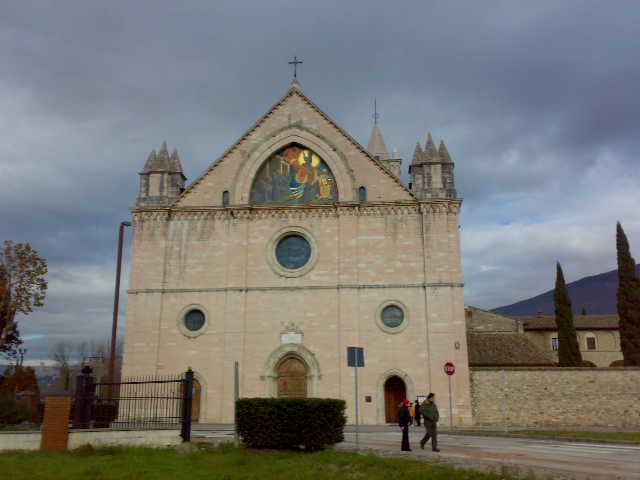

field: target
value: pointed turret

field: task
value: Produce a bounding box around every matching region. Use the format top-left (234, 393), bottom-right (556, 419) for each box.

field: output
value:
top-left (409, 133), bottom-right (457, 200)
top-left (137, 142), bottom-right (186, 207)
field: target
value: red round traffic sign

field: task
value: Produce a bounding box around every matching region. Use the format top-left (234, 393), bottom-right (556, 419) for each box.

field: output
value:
top-left (444, 362), bottom-right (455, 376)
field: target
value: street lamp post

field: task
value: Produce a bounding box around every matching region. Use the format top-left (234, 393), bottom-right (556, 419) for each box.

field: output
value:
top-left (108, 221), bottom-right (131, 384)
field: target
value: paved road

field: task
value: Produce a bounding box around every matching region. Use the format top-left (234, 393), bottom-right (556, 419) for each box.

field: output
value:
top-left (340, 428), bottom-right (640, 479)
top-left (193, 425), bottom-right (640, 479)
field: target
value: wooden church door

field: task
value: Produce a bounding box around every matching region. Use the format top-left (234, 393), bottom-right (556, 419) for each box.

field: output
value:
top-left (277, 356), bottom-right (308, 398)
top-left (384, 376), bottom-right (406, 423)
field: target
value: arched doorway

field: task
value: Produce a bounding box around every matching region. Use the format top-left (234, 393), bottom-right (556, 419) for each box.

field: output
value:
top-left (276, 356), bottom-right (308, 398)
top-left (384, 376), bottom-right (406, 423)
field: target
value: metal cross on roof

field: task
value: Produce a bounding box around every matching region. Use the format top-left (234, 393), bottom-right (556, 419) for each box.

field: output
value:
top-left (288, 56), bottom-right (303, 79)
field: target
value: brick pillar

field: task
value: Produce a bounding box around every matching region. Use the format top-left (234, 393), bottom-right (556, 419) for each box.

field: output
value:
top-left (40, 395), bottom-right (72, 451)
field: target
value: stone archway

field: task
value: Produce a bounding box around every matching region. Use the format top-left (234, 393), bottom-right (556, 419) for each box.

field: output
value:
top-left (376, 369), bottom-right (414, 424)
top-left (262, 343), bottom-right (321, 397)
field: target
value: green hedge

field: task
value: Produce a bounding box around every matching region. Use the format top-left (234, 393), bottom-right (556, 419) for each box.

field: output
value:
top-left (236, 398), bottom-right (346, 450)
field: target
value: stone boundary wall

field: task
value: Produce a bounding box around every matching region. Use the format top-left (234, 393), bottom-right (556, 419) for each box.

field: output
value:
top-left (0, 429), bottom-right (181, 452)
top-left (470, 367), bottom-right (640, 428)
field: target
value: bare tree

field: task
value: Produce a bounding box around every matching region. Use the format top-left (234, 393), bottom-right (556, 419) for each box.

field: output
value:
top-left (52, 341), bottom-right (72, 391)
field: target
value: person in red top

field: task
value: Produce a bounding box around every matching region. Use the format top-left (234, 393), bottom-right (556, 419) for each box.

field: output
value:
top-left (398, 398), bottom-right (412, 452)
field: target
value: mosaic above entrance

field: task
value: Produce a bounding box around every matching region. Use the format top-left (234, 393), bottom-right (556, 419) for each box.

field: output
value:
top-left (250, 144), bottom-right (338, 204)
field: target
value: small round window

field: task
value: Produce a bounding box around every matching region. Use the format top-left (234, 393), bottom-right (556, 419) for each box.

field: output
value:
top-left (381, 305), bottom-right (405, 329)
top-left (184, 309), bottom-right (205, 332)
top-left (275, 234), bottom-right (311, 270)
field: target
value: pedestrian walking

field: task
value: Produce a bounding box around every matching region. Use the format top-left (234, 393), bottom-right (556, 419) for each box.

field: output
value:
top-left (398, 398), bottom-right (412, 451)
top-left (409, 401), bottom-right (415, 425)
top-left (414, 397), bottom-right (421, 426)
top-left (420, 392), bottom-right (440, 452)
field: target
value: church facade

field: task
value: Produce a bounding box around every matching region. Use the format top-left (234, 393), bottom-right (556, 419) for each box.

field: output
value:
top-left (122, 80), bottom-right (472, 425)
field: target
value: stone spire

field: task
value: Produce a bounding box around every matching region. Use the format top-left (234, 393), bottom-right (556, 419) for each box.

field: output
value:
top-left (137, 142), bottom-right (186, 207)
top-left (365, 106), bottom-right (402, 178)
top-left (367, 124), bottom-right (389, 161)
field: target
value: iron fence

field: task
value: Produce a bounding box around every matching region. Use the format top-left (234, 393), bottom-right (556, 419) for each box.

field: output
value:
top-left (73, 367), bottom-right (193, 441)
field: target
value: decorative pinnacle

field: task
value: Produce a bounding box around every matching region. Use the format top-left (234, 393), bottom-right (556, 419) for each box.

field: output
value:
top-left (412, 142), bottom-right (424, 164)
top-left (426, 132), bottom-right (434, 147)
top-left (424, 132), bottom-right (438, 160)
top-left (159, 141), bottom-right (169, 156)
top-left (438, 140), bottom-right (452, 163)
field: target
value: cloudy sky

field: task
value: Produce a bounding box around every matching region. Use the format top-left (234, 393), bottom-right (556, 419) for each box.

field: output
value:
top-left (2, 1), bottom-right (639, 361)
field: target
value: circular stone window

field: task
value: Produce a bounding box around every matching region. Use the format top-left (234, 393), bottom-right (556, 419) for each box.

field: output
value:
top-left (267, 227), bottom-right (318, 277)
top-left (276, 234), bottom-right (311, 270)
top-left (178, 305), bottom-right (208, 338)
top-left (376, 301), bottom-right (409, 334)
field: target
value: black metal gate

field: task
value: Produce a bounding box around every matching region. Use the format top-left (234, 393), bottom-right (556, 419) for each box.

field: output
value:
top-left (72, 367), bottom-right (194, 442)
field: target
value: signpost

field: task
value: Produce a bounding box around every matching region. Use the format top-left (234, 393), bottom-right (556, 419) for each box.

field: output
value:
top-left (347, 346), bottom-right (364, 450)
top-left (443, 362), bottom-right (455, 429)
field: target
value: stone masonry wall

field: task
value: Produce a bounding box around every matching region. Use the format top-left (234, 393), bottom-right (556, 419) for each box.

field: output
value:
top-left (471, 367), bottom-right (640, 428)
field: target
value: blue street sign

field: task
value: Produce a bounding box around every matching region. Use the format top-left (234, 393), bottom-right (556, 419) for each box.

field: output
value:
top-left (347, 346), bottom-right (365, 367)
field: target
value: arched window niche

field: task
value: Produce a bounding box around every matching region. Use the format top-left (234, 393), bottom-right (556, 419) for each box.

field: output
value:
top-left (358, 186), bottom-right (367, 202)
top-left (249, 143), bottom-right (338, 205)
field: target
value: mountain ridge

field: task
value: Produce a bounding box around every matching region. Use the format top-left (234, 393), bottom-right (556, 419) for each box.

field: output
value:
top-left (493, 264), bottom-right (640, 316)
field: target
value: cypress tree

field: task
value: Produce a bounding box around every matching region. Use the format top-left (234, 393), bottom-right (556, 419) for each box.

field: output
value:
top-left (554, 262), bottom-right (583, 366)
top-left (616, 222), bottom-right (640, 366)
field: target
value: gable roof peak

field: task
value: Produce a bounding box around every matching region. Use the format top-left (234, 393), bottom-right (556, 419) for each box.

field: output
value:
top-left (289, 78), bottom-right (303, 93)
top-left (174, 82), bottom-right (417, 205)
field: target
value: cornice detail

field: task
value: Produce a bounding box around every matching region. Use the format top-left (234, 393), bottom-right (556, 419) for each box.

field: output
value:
top-left (131, 201), bottom-right (458, 221)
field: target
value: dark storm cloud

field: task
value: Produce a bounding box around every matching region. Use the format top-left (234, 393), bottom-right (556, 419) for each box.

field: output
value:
top-left (2, 1), bottom-right (639, 360)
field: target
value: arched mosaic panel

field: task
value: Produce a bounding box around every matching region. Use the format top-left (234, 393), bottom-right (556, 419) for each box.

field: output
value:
top-left (250, 144), bottom-right (338, 204)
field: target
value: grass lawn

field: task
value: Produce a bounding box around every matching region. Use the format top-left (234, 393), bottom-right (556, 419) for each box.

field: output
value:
top-left (0, 444), bottom-right (517, 480)
top-left (510, 429), bottom-right (640, 443)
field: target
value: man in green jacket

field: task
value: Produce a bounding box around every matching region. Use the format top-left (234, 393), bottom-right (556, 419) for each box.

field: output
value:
top-left (420, 392), bottom-right (440, 452)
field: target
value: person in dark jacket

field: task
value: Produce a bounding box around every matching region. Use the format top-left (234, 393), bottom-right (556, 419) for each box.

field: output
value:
top-left (414, 397), bottom-right (421, 426)
top-left (398, 398), bottom-right (412, 451)
top-left (420, 392), bottom-right (440, 452)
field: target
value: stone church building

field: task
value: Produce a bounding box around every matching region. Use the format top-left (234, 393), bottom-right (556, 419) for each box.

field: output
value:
top-left (122, 80), bottom-right (472, 425)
